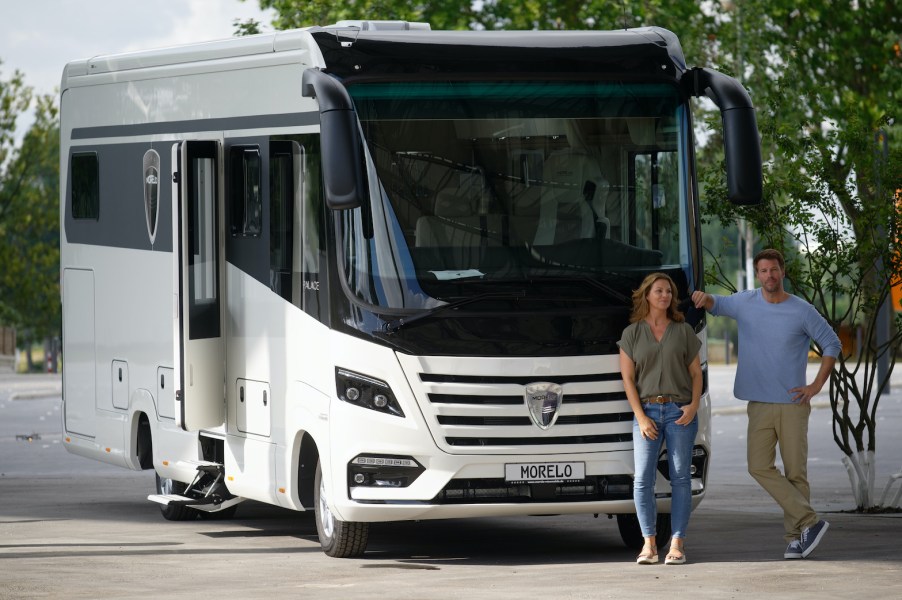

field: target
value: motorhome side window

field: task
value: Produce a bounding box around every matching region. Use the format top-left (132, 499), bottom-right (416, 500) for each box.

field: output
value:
top-left (273, 134), bottom-right (324, 319)
top-left (71, 152), bottom-right (99, 220)
top-left (269, 141), bottom-right (294, 302)
top-left (229, 146), bottom-right (262, 237)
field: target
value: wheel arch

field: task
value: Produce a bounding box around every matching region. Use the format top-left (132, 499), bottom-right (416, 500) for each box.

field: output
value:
top-left (296, 431), bottom-right (319, 510)
top-left (127, 388), bottom-right (158, 470)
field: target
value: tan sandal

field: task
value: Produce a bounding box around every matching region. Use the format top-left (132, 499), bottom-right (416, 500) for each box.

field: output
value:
top-left (665, 544), bottom-right (686, 565)
top-left (636, 548), bottom-right (659, 564)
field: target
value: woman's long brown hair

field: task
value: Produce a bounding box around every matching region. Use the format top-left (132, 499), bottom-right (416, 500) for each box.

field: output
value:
top-left (628, 272), bottom-right (685, 324)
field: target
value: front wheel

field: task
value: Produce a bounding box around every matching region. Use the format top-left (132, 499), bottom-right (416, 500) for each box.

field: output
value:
top-left (313, 460), bottom-right (369, 558)
top-left (616, 513), bottom-right (672, 551)
top-left (155, 473), bottom-right (197, 521)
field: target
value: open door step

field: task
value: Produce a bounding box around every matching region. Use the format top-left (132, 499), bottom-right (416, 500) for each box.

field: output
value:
top-left (149, 460), bottom-right (243, 512)
top-left (148, 493), bottom-right (243, 512)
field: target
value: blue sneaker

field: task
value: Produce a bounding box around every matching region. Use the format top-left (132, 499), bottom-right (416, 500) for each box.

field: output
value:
top-left (784, 539), bottom-right (803, 559)
top-left (800, 520), bottom-right (829, 558)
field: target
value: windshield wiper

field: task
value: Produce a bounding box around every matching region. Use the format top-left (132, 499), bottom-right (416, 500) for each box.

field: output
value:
top-left (463, 276), bottom-right (630, 306)
top-left (382, 291), bottom-right (527, 334)
top-left (568, 276), bottom-right (632, 306)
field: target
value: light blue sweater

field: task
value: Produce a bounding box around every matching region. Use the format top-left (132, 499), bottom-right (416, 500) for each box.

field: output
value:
top-left (710, 289), bottom-right (841, 403)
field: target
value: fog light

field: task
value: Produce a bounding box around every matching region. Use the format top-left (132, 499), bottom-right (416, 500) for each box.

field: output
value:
top-left (374, 478), bottom-right (403, 487)
top-left (348, 454), bottom-right (425, 489)
top-left (373, 394), bottom-right (388, 408)
top-left (346, 387), bottom-right (361, 401)
top-left (691, 445), bottom-right (708, 480)
top-left (657, 445), bottom-right (708, 481)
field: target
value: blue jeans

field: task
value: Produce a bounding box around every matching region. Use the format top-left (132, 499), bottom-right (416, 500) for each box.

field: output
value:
top-left (633, 401), bottom-right (698, 539)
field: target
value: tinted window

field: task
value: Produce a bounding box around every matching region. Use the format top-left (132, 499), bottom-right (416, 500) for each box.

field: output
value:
top-left (229, 146), bottom-right (261, 237)
top-left (269, 141), bottom-right (295, 302)
top-left (71, 152), bottom-right (99, 220)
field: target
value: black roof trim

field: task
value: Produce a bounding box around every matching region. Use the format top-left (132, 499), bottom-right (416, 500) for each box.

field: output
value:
top-left (311, 27), bottom-right (687, 81)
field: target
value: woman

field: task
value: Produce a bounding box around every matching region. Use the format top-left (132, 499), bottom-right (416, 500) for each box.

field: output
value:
top-left (618, 273), bottom-right (702, 565)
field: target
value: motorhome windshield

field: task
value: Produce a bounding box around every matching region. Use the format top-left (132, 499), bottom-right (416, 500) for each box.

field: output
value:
top-left (341, 81), bottom-right (692, 314)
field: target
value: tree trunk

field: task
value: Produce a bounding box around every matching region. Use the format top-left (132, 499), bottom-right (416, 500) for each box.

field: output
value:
top-left (842, 450), bottom-right (875, 509)
top-left (878, 469), bottom-right (902, 508)
top-left (43, 336), bottom-right (59, 373)
top-left (25, 339), bottom-right (35, 372)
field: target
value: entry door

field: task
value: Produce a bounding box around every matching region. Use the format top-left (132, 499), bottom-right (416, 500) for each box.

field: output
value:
top-left (172, 140), bottom-right (225, 431)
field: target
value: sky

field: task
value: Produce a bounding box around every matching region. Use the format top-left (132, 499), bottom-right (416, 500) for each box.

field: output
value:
top-left (0, 0), bottom-right (276, 132)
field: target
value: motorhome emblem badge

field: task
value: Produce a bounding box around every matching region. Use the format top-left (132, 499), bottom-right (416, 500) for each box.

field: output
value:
top-left (524, 382), bottom-right (563, 430)
top-left (143, 149), bottom-right (161, 246)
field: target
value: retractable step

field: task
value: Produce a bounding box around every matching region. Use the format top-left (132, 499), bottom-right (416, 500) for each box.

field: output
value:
top-left (150, 460), bottom-right (244, 512)
top-left (148, 493), bottom-right (244, 512)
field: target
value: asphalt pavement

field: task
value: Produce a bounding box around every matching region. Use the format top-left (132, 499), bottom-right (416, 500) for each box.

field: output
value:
top-left (1, 366), bottom-right (901, 600)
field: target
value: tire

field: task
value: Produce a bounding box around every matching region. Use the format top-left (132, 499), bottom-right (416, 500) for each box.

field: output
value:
top-left (616, 513), bottom-right (672, 551)
top-left (155, 473), bottom-right (198, 521)
top-left (313, 460), bottom-right (368, 558)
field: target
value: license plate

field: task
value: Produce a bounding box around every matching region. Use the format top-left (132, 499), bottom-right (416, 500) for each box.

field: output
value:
top-left (504, 462), bottom-right (585, 483)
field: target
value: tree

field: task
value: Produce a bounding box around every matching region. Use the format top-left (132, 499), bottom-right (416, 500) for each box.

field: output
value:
top-left (698, 1), bottom-right (902, 510)
top-left (243, 0), bottom-right (721, 62)
top-left (0, 64), bottom-right (32, 233)
top-left (703, 102), bottom-right (902, 511)
top-left (0, 64), bottom-right (33, 326)
top-left (0, 63), bottom-right (60, 370)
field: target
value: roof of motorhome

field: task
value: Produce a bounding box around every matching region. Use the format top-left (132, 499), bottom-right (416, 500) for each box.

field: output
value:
top-left (60, 29), bottom-right (322, 86)
top-left (60, 26), bottom-right (687, 89)
top-left (310, 27), bottom-right (688, 81)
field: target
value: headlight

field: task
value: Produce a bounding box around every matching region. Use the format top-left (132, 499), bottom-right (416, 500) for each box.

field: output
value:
top-left (348, 454), bottom-right (424, 488)
top-left (335, 368), bottom-right (405, 417)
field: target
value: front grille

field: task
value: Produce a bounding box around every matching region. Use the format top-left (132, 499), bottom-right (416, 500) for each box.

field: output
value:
top-left (398, 354), bottom-right (633, 454)
top-left (420, 373), bottom-right (622, 385)
top-left (446, 432), bottom-right (632, 447)
top-left (432, 475), bottom-right (633, 504)
top-left (430, 391), bottom-right (624, 406)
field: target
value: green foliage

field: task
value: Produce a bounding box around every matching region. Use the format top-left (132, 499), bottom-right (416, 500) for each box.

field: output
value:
top-left (0, 63), bottom-right (33, 325)
top-left (703, 78), bottom-right (902, 506)
top-left (0, 64), bottom-right (59, 340)
top-left (0, 64), bottom-right (32, 199)
top-left (233, 17), bottom-right (264, 36)
top-left (244, 0), bottom-right (721, 64)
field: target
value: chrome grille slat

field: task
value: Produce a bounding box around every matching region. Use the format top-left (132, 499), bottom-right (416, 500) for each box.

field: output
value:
top-left (419, 373), bottom-right (622, 385)
top-left (446, 433), bottom-right (632, 447)
top-left (438, 412), bottom-right (633, 427)
top-left (397, 354), bottom-right (631, 454)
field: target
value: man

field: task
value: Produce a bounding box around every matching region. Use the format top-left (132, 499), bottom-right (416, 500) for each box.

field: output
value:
top-left (692, 249), bottom-right (841, 559)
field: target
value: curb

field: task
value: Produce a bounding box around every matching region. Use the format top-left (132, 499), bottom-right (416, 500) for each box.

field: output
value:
top-left (712, 400), bottom-right (832, 416)
top-left (9, 389), bottom-right (62, 401)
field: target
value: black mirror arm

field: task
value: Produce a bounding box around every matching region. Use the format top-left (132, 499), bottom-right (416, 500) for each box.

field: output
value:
top-left (302, 69), bottom-right (366, 210)
top-left (683, 67), bottom-right (763, 206)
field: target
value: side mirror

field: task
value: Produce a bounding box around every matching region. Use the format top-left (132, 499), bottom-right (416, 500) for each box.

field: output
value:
top-left (301, 69), bottom-right (366, 210)
top-left (684, 68), bottom-right (763, 205)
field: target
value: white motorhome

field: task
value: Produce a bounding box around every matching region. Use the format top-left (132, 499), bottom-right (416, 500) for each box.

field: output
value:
top-left (60, 21), bottom-right (761, 557)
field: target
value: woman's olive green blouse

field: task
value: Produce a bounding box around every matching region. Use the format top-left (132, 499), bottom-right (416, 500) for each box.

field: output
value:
top-left (617, 321), bottom-right (701, 402)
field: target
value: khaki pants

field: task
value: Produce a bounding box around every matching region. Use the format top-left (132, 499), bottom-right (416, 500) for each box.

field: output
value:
top-left (746, 401), bottom-right (818, 542)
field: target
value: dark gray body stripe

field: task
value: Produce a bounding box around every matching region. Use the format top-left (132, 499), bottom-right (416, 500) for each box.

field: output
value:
top-left (71, 112), bottom-right (320, 140)
top-left (64, 142), bottom-right (175, 252)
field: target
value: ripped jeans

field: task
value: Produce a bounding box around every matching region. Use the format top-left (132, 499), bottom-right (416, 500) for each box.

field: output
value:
top-left (632, 401), bottom-right (698, 539)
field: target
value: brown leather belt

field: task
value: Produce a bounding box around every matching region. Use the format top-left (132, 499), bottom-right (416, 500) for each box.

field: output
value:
top-left (644, 395), bottom-right (675, 404)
